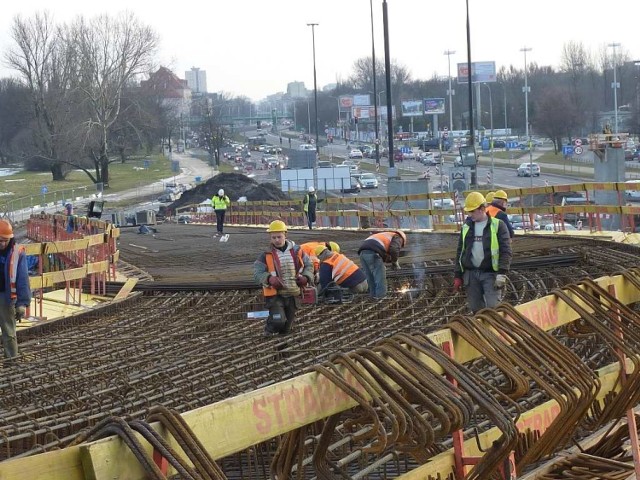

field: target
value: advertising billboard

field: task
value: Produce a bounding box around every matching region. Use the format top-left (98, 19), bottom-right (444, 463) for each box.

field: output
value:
top-left (401, 100), bottom-right (423, 117)
top-left (352, 106), bottom-right (396, 120)
top-left (424, 98), bottom-right (446, 115)
top-left (456, 61), bottom-right (497, 84)
top-left (353, 94), bottom-right (371, 106)
top-left (339, 96), bottom-right (353, 110)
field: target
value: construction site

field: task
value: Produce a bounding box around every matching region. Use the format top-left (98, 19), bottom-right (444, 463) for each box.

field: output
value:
top-left (3, 175), bottom-right (640, 479)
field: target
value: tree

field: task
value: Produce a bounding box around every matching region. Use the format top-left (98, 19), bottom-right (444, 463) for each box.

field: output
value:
top-left (0, 79), bottom-right (32, 164)
top-left (532, 86), bottom-right (579, 153)
top-left (72, 12), bottom-right (157, 186)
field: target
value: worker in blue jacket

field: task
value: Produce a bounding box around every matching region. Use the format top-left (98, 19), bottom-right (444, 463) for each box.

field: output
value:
top-left (0, 220), bottom-right (31, 361)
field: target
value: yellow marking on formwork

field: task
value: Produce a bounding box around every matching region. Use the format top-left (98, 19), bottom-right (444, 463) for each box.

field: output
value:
top-left (42, 289), bottom-right (110, 307)
top-left (113, 278), bottom-right (138, 301)
top-left (43, 239), bottom-right (89, 254)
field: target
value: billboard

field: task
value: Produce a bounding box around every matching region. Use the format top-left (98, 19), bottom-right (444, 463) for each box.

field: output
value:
top-left (424, 98), bottom-right (446, 115)
top-left (353, 94), bottom-right (371, 106)
top-left (352, 105), bottom-right (396, 120)
top-left (401, 100), bottom-right (423, 117)
top-left (457, 61), bottom-right (497, 83)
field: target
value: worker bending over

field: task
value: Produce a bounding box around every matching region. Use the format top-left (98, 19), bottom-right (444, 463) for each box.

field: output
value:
top-left (254, 220), bottom-right (314, 336)
top-left (358, 230), bottom-right (407, 299)
top-left (300, 241), bottom-right (340, 283)
top-left (315, 245), bottom-right (368, 295)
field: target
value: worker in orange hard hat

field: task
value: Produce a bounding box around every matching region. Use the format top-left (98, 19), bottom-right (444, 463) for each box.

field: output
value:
top-left (485, 190), bottom-right (514, 239)
top-left (357, 230), bottom-right (407, 298)
top-left (453, 192), bottom-right (512, 313)
top-left (0, 219), bottom-right (31, 362)
top-left (254, 220), bottom-right (314, 336)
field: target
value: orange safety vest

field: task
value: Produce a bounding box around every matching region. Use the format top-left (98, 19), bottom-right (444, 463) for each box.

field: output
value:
top-left (9, 245), bottom-right (24, 300)
top-left (300, 242), bottom-right (325, 271)
top-left (485, 204), bottom-right (502, 218)
top-left (323, 253), bottom-right (359, 285)
top-left (368, 232), bottom-right (394, 251)
top-left (262, 248), bottom-right (304, 297)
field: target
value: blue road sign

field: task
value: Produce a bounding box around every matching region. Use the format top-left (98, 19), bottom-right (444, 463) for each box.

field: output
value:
top-left (506, 141), bottom-right (519, 149)
top-left (562, 145), bottom-right (575, 156)
top-left (400, 146), bottom-right (412, 153)
top-left (41, 185), bottom-right (48, 194)
top-left (143, 160), bottom-right (150, 169)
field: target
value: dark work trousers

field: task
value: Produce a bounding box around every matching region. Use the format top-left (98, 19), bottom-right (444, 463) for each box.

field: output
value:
top-left (265, 295), bottom-right (299, 335)
top-left (215, 209), bottom-right (226, 234)
top-left (0, 299), bottom-right (18, 359)
top-left (306, 209), bottom-right (316, 230)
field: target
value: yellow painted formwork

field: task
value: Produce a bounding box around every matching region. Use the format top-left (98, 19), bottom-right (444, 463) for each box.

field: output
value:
top-left (1, 274), bottom-right (639, 479)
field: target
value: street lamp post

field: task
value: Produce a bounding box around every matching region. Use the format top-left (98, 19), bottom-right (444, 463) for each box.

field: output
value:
top-left (608, 42), bottom-right (621, 134)
top-left (307, 23), bottom-right (320, 153)
top-left (369, 0), bottom-right (380, 165)
top-left (482, 83), bottom-right (494, 187)
top-left (444, 50), bottom-right (456, 132)
top-left (377, 90), bottom-right (386, 143)
top-left (499, 82), bottom-right (508, 131)
top-left (521, 46), bottom-right (533, 203)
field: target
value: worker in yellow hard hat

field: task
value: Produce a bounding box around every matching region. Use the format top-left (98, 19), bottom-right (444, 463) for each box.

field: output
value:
top-left (254, 220), bottom-right (314, 336)
top-left (453, 192), bottom-right (512, 313)
top-left (299, 241), bottom-right (340, 282)
top-left (484, 192), bottom-right (495, 204)
top-left (0, 219), bottom-right (31, 362)
top-left (314, 245), bottom-right (368, 295)
top-left (358, 230), bottom-right (407, 298)
top-left (485, 189), bottom-right (514, 239)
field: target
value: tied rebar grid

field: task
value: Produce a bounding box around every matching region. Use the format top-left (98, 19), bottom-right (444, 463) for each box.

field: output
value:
top-left (0, 238), bottom-right (638, 479)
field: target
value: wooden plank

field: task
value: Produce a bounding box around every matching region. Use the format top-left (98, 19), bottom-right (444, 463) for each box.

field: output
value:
top-left (113, 278), bottom-right (138, 301)
top-left (43, 239), bottom-right (89, 254)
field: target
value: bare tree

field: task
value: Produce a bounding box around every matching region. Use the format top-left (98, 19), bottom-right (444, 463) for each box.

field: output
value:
top-left (533, 86), bottom-right (579, 153)
top-left (72, 12), bottom-right (157, 186)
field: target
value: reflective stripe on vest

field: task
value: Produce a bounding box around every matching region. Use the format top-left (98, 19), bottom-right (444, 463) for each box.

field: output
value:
top-left (262, 248), bottom-right (304, 297)
top-left (324, 253), bottom-right (359, 284)
top-left (459, 217), bottom-right (500, 272)
top-left (368, 232), bottom-right (394, 251)
top-left (9, 246), bottom-right (24, 300)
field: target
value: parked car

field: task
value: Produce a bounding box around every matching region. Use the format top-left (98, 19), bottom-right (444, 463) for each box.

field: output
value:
top-left (340, 177), bottom-right (361, 193)
top-left (317, 160), bottom-right (332, 168)
top-left (339, 162), bottom-right (359, 173)
top-left (402, 150), bottom-right (416, 160)
top-left (509, 214), bottom-right (541, 230)
top-left (418, 152), bottom-right (438, 165)
top-left (517, 162), bottom-right (541, 177)
top-left (359, 173), bottom-right (379, 189)
top-left (348, 149), bottom-right (364, 159)
top-left (544, 223), bottom-right (577, 232)
top-left (491, 140), bottom-right (506, 149)
top-left (625, 180), bottom-right (640, 200)
top-left (432, 191), bottom-right (455, 209)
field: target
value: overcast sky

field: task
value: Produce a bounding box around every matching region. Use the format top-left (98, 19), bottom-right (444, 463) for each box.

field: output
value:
top-left (1, 1), bottom-right (638, 101)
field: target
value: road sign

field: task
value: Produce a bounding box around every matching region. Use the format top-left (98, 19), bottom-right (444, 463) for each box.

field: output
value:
top-left (506, 141), bottom-right (519, 149)
top-left (574, 138), bottom-right (583, 147)
top-left (400, 146), bottom-right (412, 153)
top-left (574, 146), bottom-right (584, 155)
top-left (562, 145), bottom-right (575, 156)
top-left (41, 185), bottom-right (48, 194)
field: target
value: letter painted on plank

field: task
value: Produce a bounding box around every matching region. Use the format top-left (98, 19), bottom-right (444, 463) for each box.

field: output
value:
top-left (283, 386), bottom-right (302, 424)
top-left (253, 397), bottom-right (271, 434)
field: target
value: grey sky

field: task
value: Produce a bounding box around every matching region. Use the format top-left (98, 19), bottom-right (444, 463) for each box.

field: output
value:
top-left (1, 1), bottom-right (637, 101)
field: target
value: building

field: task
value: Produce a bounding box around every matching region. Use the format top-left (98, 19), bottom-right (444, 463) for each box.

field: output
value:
top-left (141, 66), bottom-right (192, 117)
top-left (185, 67), bottom-right (207, 94)
top-left (287, 81), bottom-right (307, 99)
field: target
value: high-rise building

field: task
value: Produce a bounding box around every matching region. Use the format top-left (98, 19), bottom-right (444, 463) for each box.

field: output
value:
top-left (185, 67), bottom-right (207, 93)
top-left (287, 81), bottom-right (307, 99)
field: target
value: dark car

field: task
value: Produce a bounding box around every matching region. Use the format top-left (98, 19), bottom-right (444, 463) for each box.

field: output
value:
top-left (340, 178), bottom-right (361, 194)
top-left (492, 140), bottom-right (506, 148)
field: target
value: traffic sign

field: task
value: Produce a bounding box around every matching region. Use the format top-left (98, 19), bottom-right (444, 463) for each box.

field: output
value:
top-left (574, 146), bottom-right (583, 155)
top-left (400, 146), bottom-right (412, 153)
top-left (562, 145), bottom-right (575, 156)
top-left (506, 141), bottom-right (519, 149)
top-left (574, 138), bottom-right (583, 147)
top-left (41, 185), bottom-right (48, 194)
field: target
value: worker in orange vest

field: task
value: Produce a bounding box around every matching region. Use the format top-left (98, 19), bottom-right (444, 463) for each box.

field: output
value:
top-left (485, 190), bottom-right (514, 238)
top-left (300, 241), bottom-right (340, 282)
top-left (358, 230), bottom-right (407, 298)
top-left (0, 220), bottom-right (31, 362)
top-left (253, 220), bottom-right (313, 336)
top-left (315, 245), bottom-right (368, 294)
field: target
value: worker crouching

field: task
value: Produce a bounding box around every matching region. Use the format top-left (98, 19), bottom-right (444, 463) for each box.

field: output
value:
top-left (358, 230), bottom-right (407, 299)
top-left (254, 220), bottom-right (314, 336)
top-left (315, 245), bottom-right (368, 296)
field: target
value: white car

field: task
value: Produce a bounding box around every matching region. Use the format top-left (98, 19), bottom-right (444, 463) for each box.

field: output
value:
top-left (544, 223), bottom-right (577, 232)
top-left (359, 173), bottom-right (379, 189)
top-left (625, 180), bottom-right (640, 200)
top-left (432, 191), bottom-right (454, 209)
top-left (340, 162), bottom-right (359, 173)
top-left (517, 162), bottom-right (541, 177)
top-left (348, 149), bottom-right (364, 159)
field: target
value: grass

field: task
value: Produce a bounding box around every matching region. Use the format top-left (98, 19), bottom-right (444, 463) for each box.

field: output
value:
top-left (1, 155), bottom-right (174, 210)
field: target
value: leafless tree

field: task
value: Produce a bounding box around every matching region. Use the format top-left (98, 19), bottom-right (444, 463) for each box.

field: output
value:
top-left (72, 12), bottom-right (157, 186)
top-left (533, 86), bottom-right (579, 153)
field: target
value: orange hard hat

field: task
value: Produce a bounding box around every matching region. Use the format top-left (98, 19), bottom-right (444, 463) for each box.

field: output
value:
top-left (0, 220), bottom-right (14, 239)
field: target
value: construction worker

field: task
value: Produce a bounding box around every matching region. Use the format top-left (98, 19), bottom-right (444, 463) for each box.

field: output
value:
top-left (211, 189), bottom-right (230, 237)
top-left (303, 186), bottom-right (320, 230)
top-left (300, 241), bottom-right (340, 282)
top-left (315, 245), bottom-right (368, 294)
top-left (485, 190), bottom-right (514, 238)
top-left (65, 203), bottom-right (75, 233)
top-left (0, 220), bottom-right (31, 362)
top-left (454, 192), bottom-right (512, 313)
top-left (254, 220), bottom-right (314, 336)
top-left (358, 230), bottom-right (407, 299)
top-left (484, 192), bottom-right (495, 204)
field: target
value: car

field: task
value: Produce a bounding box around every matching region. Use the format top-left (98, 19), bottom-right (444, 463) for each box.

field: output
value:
top-left (317, 160), bottom-right (332, 168)
top-left (359, 173), bottom-right (379, 188)
top-left (508, 214), bottom-right (541, 230)
top-left (402, 150), bottom-right (416, 160)
top-left (625, 149), bottom-right (634, 161)
top-left (348, 149), bottom-right (364, 159)
top-left (454, 156), bottom-right (463, 167)
top-left (418, 152), bottom-right (438, 165)
top-left (544, 223), bottom-right (577, 232)
top-left (264, 156), bottom-right (280, 168)
top-left (517, 162), bottom-right (541, 177)
top-left (432, 191), bottom-right (455, 209)
top-left (491, 140), bottom-right (506, 149)
top-left (340, 178), bottom-right (361, 193)
top-left (625, 180), bottom-right (640, 200)
top-left (339, 162), bottom-right (359, 173)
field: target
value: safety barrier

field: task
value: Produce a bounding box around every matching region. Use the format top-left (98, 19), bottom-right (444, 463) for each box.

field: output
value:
top-left (23, 213), bottom-right (120, 319)
top-left (176, 182), bottom-right (640, 233)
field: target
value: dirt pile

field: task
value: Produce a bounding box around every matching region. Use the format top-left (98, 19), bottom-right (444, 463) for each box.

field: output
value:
top-left (171, 173), bottom-right (289, 210)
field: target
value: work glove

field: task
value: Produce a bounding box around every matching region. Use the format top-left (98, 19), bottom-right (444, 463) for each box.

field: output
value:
top-left (15, 306), bottom-right (26, 322)
top-left (268, 275), bottom-right (284, 290)
top-left (494, 274), bottom-right (508, 289)
top-left (295, 275), bottom-right (308, 287)
top-left (453, 278), bottom-right (463, 292)
top-left (391, 261), bottom-right (401, 271)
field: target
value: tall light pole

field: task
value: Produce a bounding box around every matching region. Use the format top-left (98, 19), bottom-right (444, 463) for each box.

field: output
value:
top-left (521, 46), bottom-right (533, 204)
top-left (307, 23), bottom-right (320, 153)
top-left (499, 82), bottom-right (508, 131)
top-left (608, 42), bottom-right (621, 134)
top-left (444, 49), bottom-right (456, 132)
top-left (482, 83), bottom-right (494, 187)
top-left (370, 0), bottom-right (380, 166)
top-left (377, 90), bottom-right (386, 142)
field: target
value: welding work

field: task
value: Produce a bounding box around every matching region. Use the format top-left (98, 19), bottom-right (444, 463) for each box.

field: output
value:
top-left (4, 186), bottom-right (640, 480)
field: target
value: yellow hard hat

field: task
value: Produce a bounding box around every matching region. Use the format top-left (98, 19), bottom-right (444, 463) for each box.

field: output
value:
top-left (327, 241), bottom-right (340, 253)
top-left (395, 230), bottom-right (407, 247)
top-left (463, 191), bottom-right (486, 212)
top-left (267, 220), bottom-right (287, 233)
top-left (485, 191), bottom-right (495, 203)
top-left (314, 245), bottom-right (328, 257)
top-left (493, 189), bottom-right (508, 201)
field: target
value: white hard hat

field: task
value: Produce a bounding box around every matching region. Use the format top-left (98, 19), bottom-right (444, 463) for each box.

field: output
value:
top-left (218, 189), bottom-right (224, 196)
top-left (308, 186), bottom-right (315, 193)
